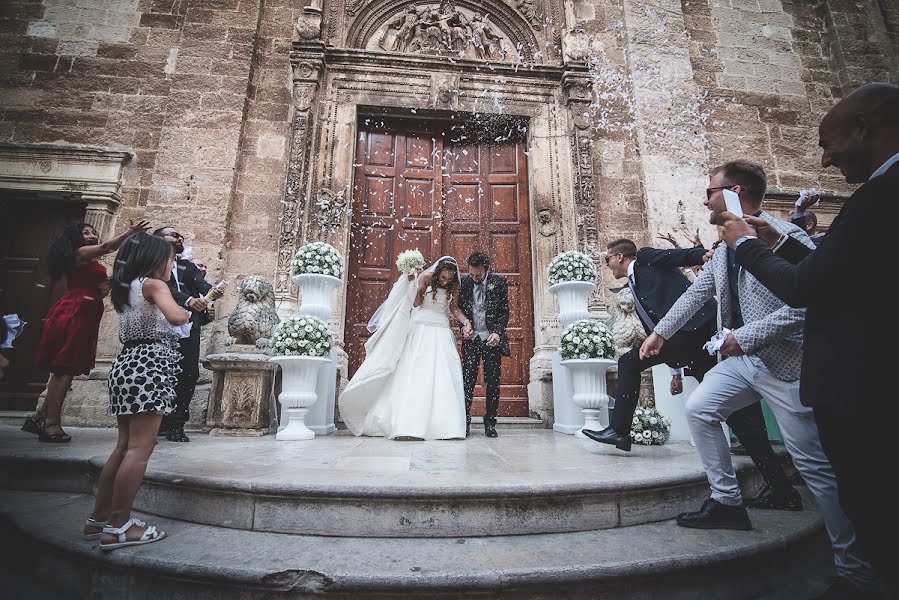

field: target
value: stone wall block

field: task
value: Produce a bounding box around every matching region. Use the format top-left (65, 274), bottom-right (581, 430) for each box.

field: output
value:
top-left (139, 13), bottom-right (182, 30)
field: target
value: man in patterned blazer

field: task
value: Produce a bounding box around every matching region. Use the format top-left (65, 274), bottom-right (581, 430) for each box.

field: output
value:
top-left (640, 161), bottom-right (874, 594)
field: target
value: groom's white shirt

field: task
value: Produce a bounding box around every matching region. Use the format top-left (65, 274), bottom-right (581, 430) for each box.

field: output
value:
top-left (472, 276), bottom-right (489, 340)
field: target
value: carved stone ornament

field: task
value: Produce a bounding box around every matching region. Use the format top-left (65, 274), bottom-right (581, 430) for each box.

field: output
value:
top-left (515, 0), bottom-right (543, 27)
top-left (293, 61), bottom-right (319, 81)
top-left (226, 276), bottom-right (281, 348)
top-left (537, 206), bottom-right (556, 237)
top-left (293, 82), bottom-right (317, 111)
top-left (275, 113), bottom-right (311, 298)
top-left (205, 353), bottom-right (278, 437)
top-left (314, 188), bottom-right (349, 236)
top-left (374, 1), bottom-right (518, 62)
top-left (222, 375), bottom-right (261, 426)
top-left (295, 6), bottom-right (323, 41)
top-left (346, 0), bottom-right (366, 16)
top-left (609, 287), bottom-right (646, 356)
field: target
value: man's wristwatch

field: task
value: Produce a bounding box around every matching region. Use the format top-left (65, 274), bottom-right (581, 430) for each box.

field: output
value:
top-left (734, 235), bottom-right (758, 247)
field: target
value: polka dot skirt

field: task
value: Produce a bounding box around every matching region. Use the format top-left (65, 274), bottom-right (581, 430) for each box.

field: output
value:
top-left (107, 340), bottom-right (182, 416)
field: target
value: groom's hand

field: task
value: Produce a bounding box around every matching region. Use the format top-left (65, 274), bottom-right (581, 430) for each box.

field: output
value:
top-left (486, 333), bottom-right (500, 347)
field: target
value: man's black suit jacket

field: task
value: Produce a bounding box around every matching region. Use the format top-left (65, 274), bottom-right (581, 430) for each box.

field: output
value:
top-left (167, 258), bottom-right (213, 335)
top-left (631, 247), bottom-right (717, 335)
top-left (736, 162), bottom-right (897, 411)
top-left (459, 273), bottom-right (511, 357)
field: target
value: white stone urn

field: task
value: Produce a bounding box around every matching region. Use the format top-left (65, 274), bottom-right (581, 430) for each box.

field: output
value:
top-left (293, 273), bottom-right (341, 321)
top-left (270, 355), bottom-right (330, 440)
top-left (549, 281), bottom-right (596, 327)
top-left (561, 358), bottom-right (617, 437)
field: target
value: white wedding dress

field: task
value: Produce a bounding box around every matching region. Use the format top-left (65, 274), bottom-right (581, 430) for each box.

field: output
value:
top-left (339, 285), bottom-right (466, 440)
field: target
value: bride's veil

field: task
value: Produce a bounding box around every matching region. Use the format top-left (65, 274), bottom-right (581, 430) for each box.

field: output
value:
top-left (341, 255), bottom-right (459, 436)
top-left (366, 255), bottom-right (459, 333)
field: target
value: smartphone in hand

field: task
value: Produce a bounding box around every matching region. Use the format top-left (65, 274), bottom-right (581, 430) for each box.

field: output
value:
top-left (722, 189), bottom-right (743, 217)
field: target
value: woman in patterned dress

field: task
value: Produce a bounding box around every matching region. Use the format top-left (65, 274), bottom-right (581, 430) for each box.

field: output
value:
top-left (82, 232), bottom-right (188, 550)
top-left (24, 219), bottom-right (149, 442)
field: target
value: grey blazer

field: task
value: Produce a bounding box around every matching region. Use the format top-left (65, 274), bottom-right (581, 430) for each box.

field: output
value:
top-left (654, 211), bottom-right (815, 382)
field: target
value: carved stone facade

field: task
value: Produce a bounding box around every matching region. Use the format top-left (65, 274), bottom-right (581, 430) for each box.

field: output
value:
top-left (0, 0), bottom-right (894, 425)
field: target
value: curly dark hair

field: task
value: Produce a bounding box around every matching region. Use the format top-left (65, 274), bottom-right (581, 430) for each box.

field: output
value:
top-left (48, 222), bottom-right (94, 280)
top-left (431, 258), bottom-right (459, 302)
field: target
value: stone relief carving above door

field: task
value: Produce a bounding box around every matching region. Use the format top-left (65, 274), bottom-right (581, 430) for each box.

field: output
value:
top-left (346, 0), bottom-right (549, 64)
top-left (373, 2), bottom-right (516, 61)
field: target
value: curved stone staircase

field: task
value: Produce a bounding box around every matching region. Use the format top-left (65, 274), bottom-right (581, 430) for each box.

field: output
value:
top-left (0, 427), bottom-right (832, 599)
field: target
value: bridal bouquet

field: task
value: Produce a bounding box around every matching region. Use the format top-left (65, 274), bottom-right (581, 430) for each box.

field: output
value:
top-left (396, 249), bottom-right (425, 275)
top-left (292, 242), bottom-right (343, 279)
top-left (559, 319), bottom-right (616, 360)
top-left (271, 315), bottom-right (333, 357)
top-left (630, 406), bottom-right (671, 446)
top-left (548, 251), bottom-right (597, 286)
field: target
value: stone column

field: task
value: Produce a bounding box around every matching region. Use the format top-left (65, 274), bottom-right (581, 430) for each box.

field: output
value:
top-left (82, 195), bottom-right (117, 241)
top-left (562, 65), bottom-right (608, 319)
top-left (274, 36), bottom-right (326, 320)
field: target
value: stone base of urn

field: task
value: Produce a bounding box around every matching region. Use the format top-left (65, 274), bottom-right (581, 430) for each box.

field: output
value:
top-left (277, 346), bottom-right (337, 436)
top-left (204, 352), bottom-right (278, 437)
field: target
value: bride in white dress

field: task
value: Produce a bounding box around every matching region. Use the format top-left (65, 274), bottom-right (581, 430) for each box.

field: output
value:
top-left (339, 257), bottom-right (473, 440)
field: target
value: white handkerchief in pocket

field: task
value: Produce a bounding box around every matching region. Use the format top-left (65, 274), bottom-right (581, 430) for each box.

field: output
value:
top-left (703, 328), bottom-right (733, 355)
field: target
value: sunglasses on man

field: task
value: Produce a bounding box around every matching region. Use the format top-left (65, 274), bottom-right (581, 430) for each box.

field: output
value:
top-left (705, 185), bottom-right (736, 199)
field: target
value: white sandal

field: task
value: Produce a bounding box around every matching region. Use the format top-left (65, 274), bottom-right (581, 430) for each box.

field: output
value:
top-left (83, 517), bottom-right (107, 540)
top-left (99, 517), bottom-right (166, 551)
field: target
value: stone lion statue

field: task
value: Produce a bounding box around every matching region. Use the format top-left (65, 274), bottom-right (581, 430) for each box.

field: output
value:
top-left (609, 287), bottom-right (646, 356)
top-left (227, 276), bottom-right (280, 349)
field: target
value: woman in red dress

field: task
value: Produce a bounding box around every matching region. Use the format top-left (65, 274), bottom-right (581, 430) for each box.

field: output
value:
top-left (24, 219), bottom-right (149, 442)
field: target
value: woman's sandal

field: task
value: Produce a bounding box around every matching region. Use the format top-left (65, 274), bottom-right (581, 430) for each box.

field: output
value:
top-left (99, 517), bottom-right (166, 551)
top-left (21, 414), bottom-right (46, 436)
top-left (83, 517), bottom-right (107, 540)
top-left (38, 422), bottom-right (71, 443)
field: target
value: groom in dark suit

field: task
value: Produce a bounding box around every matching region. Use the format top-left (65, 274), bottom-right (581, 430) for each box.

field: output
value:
top-left (459, 252), bottom-right (510, 438)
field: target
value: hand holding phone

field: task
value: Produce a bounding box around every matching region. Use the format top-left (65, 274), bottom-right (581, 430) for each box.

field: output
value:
top-left (722, 188), bottom-right (743, 218)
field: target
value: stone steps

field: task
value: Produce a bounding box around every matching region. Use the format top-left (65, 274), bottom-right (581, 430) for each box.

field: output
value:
top-left (0, 426), bottom-right (832, 598)
top-left (1, 428), bottom-right (765, 538)
top-left (0, 490), bottom-right (831, 599)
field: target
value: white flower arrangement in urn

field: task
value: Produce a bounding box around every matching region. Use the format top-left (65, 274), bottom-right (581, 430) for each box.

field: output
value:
top-left (291, 241), bottom-right (343, 279)
top-left (559, 319), bottom-right (616, 360)
top-left (271, 315), bottom-right (333, 357)
top-left (630, 407), bottom-right (671, 446)
top-left (548, 250), bottom-right (597, 286)
top-left (396, 248), bottom-right (425, 275)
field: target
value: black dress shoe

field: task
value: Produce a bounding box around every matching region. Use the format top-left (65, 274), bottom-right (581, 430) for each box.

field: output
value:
top-left (809, 577), bottom-right (883, 600)
top-left (165, 427), bottom-right (190, 442)
top-left (581, 427), bottom-right (631, 451)
top-left (744, 483), bottom-right (803, 511)
top-left (676, 498), bottom-right (752, 531)
top-left (485, 424), bottom-right (498, 438)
